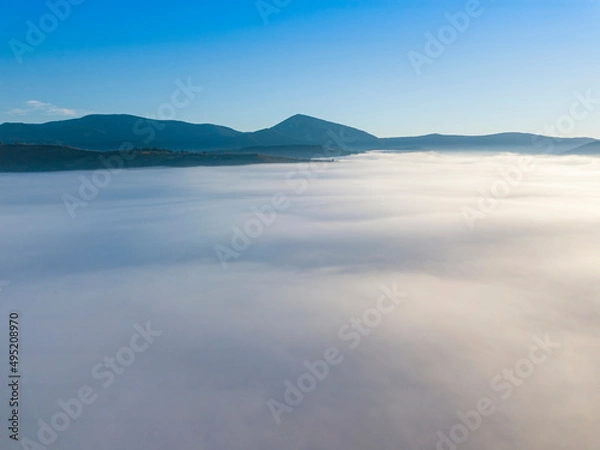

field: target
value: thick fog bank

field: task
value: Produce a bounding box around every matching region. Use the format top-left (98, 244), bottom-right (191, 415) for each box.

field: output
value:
top-left (0, 152), bottom-right (598, 450)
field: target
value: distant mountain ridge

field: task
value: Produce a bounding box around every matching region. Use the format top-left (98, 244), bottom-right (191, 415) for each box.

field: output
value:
top-left (563, 140), bottom-right (600, 155)
top-left (0, 114), bottom-right (598, 155)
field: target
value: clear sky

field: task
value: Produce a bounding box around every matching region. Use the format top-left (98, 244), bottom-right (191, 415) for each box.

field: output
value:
top-left (1, 0), bottom-right (599, 138)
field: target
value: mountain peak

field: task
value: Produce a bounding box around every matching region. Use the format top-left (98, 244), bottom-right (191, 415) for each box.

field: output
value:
top-left (287, 113), bottom-right (315, 120)
top-left (275, 114), bottom-right (325, 126)
top-left (270, 114), bottom-right (380, 149)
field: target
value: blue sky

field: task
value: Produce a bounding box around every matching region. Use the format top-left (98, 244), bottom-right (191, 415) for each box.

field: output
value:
top-left (1, 0), bottom-right (599, 137)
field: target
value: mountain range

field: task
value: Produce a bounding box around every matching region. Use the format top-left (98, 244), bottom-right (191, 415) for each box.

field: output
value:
top-left (1, 114), bottom-right (598, 156)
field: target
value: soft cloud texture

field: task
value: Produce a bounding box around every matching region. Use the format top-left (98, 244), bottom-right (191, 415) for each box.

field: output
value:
top-left (0, 152), bottom-right (598, 450)
top-left (7, 100), bottom-right (78, 117)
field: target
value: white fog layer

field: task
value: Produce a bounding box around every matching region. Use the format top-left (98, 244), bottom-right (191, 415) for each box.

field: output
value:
top-left (0, 152), bottom-right (598, 450)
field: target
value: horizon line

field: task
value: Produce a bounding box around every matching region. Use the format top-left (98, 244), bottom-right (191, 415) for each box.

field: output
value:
top-left (1, 113), bottom-right (598, 142)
